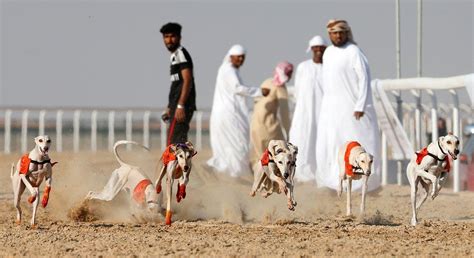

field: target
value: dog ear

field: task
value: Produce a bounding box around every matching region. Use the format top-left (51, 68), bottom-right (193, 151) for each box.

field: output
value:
top-left (185, 141), bottom-right (197, 156)
top-left (268, 140), bottom-right (277, 156)
top-left (169, 144), bottom-right (178, 153)
top-left (448, 131), bottom-right (453, 136)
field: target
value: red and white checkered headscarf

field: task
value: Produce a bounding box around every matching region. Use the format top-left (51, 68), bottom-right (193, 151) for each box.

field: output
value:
top-left (272, 61), bottom-right (294, 87)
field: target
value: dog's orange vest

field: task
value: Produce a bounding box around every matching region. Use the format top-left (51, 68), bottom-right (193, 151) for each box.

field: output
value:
top-left (344, 141), bottom-right (361, 177)
top-left (161, 145), bottom-right (177, 166)
top-left (416, 147), bottom-right (451, 172)
top-left (19, 154), bottom-right (31, 175)
top-left (260, 149), bottom-right (271, 166)
top-left (133, 179), bottom-right (152, 205)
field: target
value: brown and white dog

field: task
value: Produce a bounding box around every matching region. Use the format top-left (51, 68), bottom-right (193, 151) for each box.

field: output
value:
top-left (337, 141), bottom-right (373, 217)
top-left (155, 142), bottom-right (197, 225)
top-left (10, 135), bottom-right (57, 228)
top-left (250, 140), bottom-right (298, 211)
top-left (406, 133), bottom-right (460, 226)
top-left (85, 140), bottom-right (160, 218)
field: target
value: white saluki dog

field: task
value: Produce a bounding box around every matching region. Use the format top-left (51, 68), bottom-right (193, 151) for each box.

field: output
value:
top-left (155, 142), bottom-right (196, 225)
top-left (337, 141), bottom-right (373, 217)
top-left (250, 140), bottom-right (298, 211)
top-left (11, 135), bottom-right (57, 228)
top-left (406, 133), bottom-right (460, 226)
top-left (85, 140), bottom-right (159, 217)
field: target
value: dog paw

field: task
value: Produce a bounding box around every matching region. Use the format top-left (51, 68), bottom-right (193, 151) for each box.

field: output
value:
top-left (27, 195), bottom-right (36, 204)
top-left (165, 210), bottom-right (172, 226)
top-left (249, 191), bottom-right (256, 197)
top-left (292, 201), bottom-right (297, 207)
top-left (15, 220), bottom-right (21, 226)
top-left (30, 224), bottom-right (38, 230)
top-left (287, 204), bottom-right (295, 211)
top-left (41, 195), bottom-right (49, 208)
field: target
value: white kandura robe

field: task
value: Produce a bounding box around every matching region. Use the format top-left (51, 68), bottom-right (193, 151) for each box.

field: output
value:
top-left (207, 62), bottom-right (260, 177)
top-left (316, 43), bottom-right (381, 191)
top-left (289, 60), bottom-right (323, 182)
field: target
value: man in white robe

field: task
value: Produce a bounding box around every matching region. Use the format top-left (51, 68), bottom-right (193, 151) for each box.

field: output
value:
top-left (316, 20), bottom-right (381, 191)
top-left (207, 45), bottom-right (261, 177)
top-left (289, 35), bottom-right (327, 182)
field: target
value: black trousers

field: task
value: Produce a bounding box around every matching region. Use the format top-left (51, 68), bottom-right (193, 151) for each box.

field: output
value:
top-left (167, 109), bottom-right (194, 145)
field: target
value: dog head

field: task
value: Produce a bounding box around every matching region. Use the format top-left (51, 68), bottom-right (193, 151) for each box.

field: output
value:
top-left (439, 133), bottom-right (460, 160)
top-left (286, 142), bottom-right (298, 179)
top-left (268, 140), bottom-right (294, 180)
top-left (34, 135), bottom-right (52, 156)
top-left (170, 141), bottom-right (197, 173)
top-left (354, 151), bottom-right (373, 176)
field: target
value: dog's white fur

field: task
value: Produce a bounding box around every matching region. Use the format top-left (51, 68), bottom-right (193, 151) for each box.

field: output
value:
top-left (250, 140), bottom-right (298, 211)
top-left (155, 142), bottom-right (196, 225)
top-left (406, 134), bottom-right (460, 226)
top-left (11, 135), bottom-right (55, 227)
top-left (337, 141), bottom-right (373, 217)
top-left (85, 140), bottom-right (159, 217)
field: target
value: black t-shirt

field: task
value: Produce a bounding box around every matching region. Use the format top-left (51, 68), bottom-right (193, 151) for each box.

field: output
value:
top-left (168, 46), bottom-right (196, 111)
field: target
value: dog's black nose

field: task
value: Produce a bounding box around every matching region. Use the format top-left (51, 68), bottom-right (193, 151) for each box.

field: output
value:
top-left (44, 147), bottom-right (49, 151)
top-left (183, 165), bottom-right (189, 171)
top-left (454, 149), bottom-right (459, 155)
top-left (284, 173), bottom-right (289, 179)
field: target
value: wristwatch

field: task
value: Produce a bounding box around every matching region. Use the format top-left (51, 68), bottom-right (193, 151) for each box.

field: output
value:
top-left (177, 104), bottom-right (185, 109)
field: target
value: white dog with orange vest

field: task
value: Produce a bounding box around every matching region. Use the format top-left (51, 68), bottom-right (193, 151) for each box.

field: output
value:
top-left (337, 141), bottom-right (373, 217)
top-left (155, 142), bottom-right (197, 225)
top-left (11, 135), bottom-right (57, 228)
top-left (250, 140), bottom-right (298, 211)
top-left (406, 133), bottom-right (460, 226)
top-left (85, 140), bottom-right (159, 217)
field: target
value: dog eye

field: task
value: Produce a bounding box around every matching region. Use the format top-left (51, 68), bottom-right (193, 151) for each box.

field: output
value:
top-left (179, 155), bottom-right (183, 158)
top-left (361, 160), bottom-right (365, 163)
top-left (447, 140), bottom-right (451, 144)
top-left (39, 139), bottom-right (43, 143)
top-left (278, 161), bottom-right (283, 164)
top-left (276, 149), bottom-right (284, 154)
top-left (456, 141), bottom-right (459, 145)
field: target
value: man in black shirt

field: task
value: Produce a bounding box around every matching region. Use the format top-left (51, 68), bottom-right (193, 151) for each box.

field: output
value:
top-left (160, 22), bottom-right (196, 145)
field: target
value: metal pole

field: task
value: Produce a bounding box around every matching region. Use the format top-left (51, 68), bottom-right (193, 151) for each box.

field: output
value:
top-left (73, 110), bottom-right (81, 153)
top-left (451, 90), bottom-right (460, 192)
top-left (143, 111), bottom-right (150, 149)
top-left (126, 110), bottom-right (133, 151)
top-left (196, 111), bottom-right (203, 150)
top-left (161, 119), bottom-right (167, 151)
top-left (428, 90), bottom-right (438, 143)
top-left (108, 111), bottom-right (115, 151)
top-left (4, 109), bottom-right (12, 153)
top-left (381, 132), bottom-right (388, 186)
top-left (56, 110), bottom-right (63, 152)
top-left (417, 0), bottom-right (422, 78)
top-left (21, 110), bottom-right (29, 153)
top-left (39, 110), bottom-right (46, 136)
top-left (91, 110), bottom-right (98, 152)
top-left (395, 0), bottom-right (404, 185)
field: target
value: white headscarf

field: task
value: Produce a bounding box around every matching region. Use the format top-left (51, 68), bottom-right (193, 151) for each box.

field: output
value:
top-left (306, 35), bottom-right (327, 53)
top-left (222, 44), bottom-right (246, 66)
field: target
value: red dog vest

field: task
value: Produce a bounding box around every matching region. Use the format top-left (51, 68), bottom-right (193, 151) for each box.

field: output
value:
top-left (344, 141), bottom-right (361, 177)
top-left (133, 179), bottom-right (152, 205)
top-left (416, 147), bottom-right (451, 172)
top-left (161, 145), bottom-right (177, 166)
top-left (260, 149), bottom-right (271, 166)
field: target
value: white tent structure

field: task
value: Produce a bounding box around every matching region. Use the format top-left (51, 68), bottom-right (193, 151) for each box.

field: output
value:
top-left (372, 73), bottom-right (474, 192)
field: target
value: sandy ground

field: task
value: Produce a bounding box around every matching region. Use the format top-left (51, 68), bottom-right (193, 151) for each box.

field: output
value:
top-left (0, 147), bottom-right (473, 256)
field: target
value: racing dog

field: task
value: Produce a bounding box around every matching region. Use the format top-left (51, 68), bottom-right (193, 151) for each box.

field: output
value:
top-left (155, 142), bottom-right (197, 225)
top-left (85, 140), bottom-right (159, 218)
top-left (11, 135), bottom-right (57, 228)
top-left (407, 133), bottom-right (460, 226)
top-left (250, 140), bottom-right (298, 211)
top-left (337, 141), bottom-right (373, 217)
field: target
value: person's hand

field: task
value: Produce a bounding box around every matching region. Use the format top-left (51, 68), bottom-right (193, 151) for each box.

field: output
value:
top-left (161, 108), bottom-right (171, 123)
top-left (261, 88), bottom-right (270, 97)
top-left (175, 108), bottom-right (186, 122)
top-left (354, 111), bottom-right (364, 120)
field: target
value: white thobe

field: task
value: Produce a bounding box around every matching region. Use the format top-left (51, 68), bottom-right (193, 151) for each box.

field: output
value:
top-left (207, 63), bottom-right (260, 177)
top-left (289, 60), bottom-right (323, 182)
top-left (316, 43), bottom-right (381, 191)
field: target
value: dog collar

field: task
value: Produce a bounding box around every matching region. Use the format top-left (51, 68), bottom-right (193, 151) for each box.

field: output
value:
top-left (30, 159), bottom-right (51, 165)
top-left (437, 140), bottom-right (447, 156)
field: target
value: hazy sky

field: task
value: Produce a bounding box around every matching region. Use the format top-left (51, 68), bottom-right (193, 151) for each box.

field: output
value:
top-left (1, 0), bottom-right (473, 110)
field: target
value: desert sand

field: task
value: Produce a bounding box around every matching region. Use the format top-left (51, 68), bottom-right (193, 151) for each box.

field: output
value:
top-left (0, 147), bottom-right (473, 256)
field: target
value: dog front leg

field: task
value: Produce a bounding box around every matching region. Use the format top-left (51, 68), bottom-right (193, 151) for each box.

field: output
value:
top-left (165, 170), bottom-right (173, 226)
top-left (30, 187), bottom-right (40, 228)
top-left (13, 177), bottom-right (25, 225)
top-left (41, 176), bottom-right (52, 208)
top-left (415, 170), bottom-right (437, 199)
top-left (250, 167), bottom-right (266, 197)
top-left (360, 175), bottom-right (368, 215)
top-left (346, 178), bottom-right (352, 216)
top-left (155, 165), bottom-right (167, 194)
top-left (285, 182), bottom-right (295, 211)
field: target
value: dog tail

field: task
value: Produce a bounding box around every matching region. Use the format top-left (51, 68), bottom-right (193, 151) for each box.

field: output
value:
top-left (10, 163), bottom-right (15, 178)
top-left (113, 140), bottom-right (150, 167)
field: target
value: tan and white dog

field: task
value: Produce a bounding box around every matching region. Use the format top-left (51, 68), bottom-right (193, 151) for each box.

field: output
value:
top-left (406, 133), bottom-right (460, 226)
top-left (250, 140), bottom-right (298, 211)
top-left (85, 140), bottom-right (159, 217)
top-left (337, 141), bottom-right (373, 217)
top-left (11, 135), bottom-right (57, 228)
top-left (155, 142), bottom-right (197, 225)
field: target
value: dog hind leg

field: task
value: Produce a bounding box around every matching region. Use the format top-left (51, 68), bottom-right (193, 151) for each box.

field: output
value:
top-left (416, 180), bottom-right (430, 210)
top-left (13, 179), bottom-right (25, 224)
top-left (410, 178), bottom-right (420, 226)
top-left (360, 175), bottom-right (368, 216)
top-left (346, 178), bottom-right (352, 216)
top-left (30, 187), bottom-right (40, 228)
